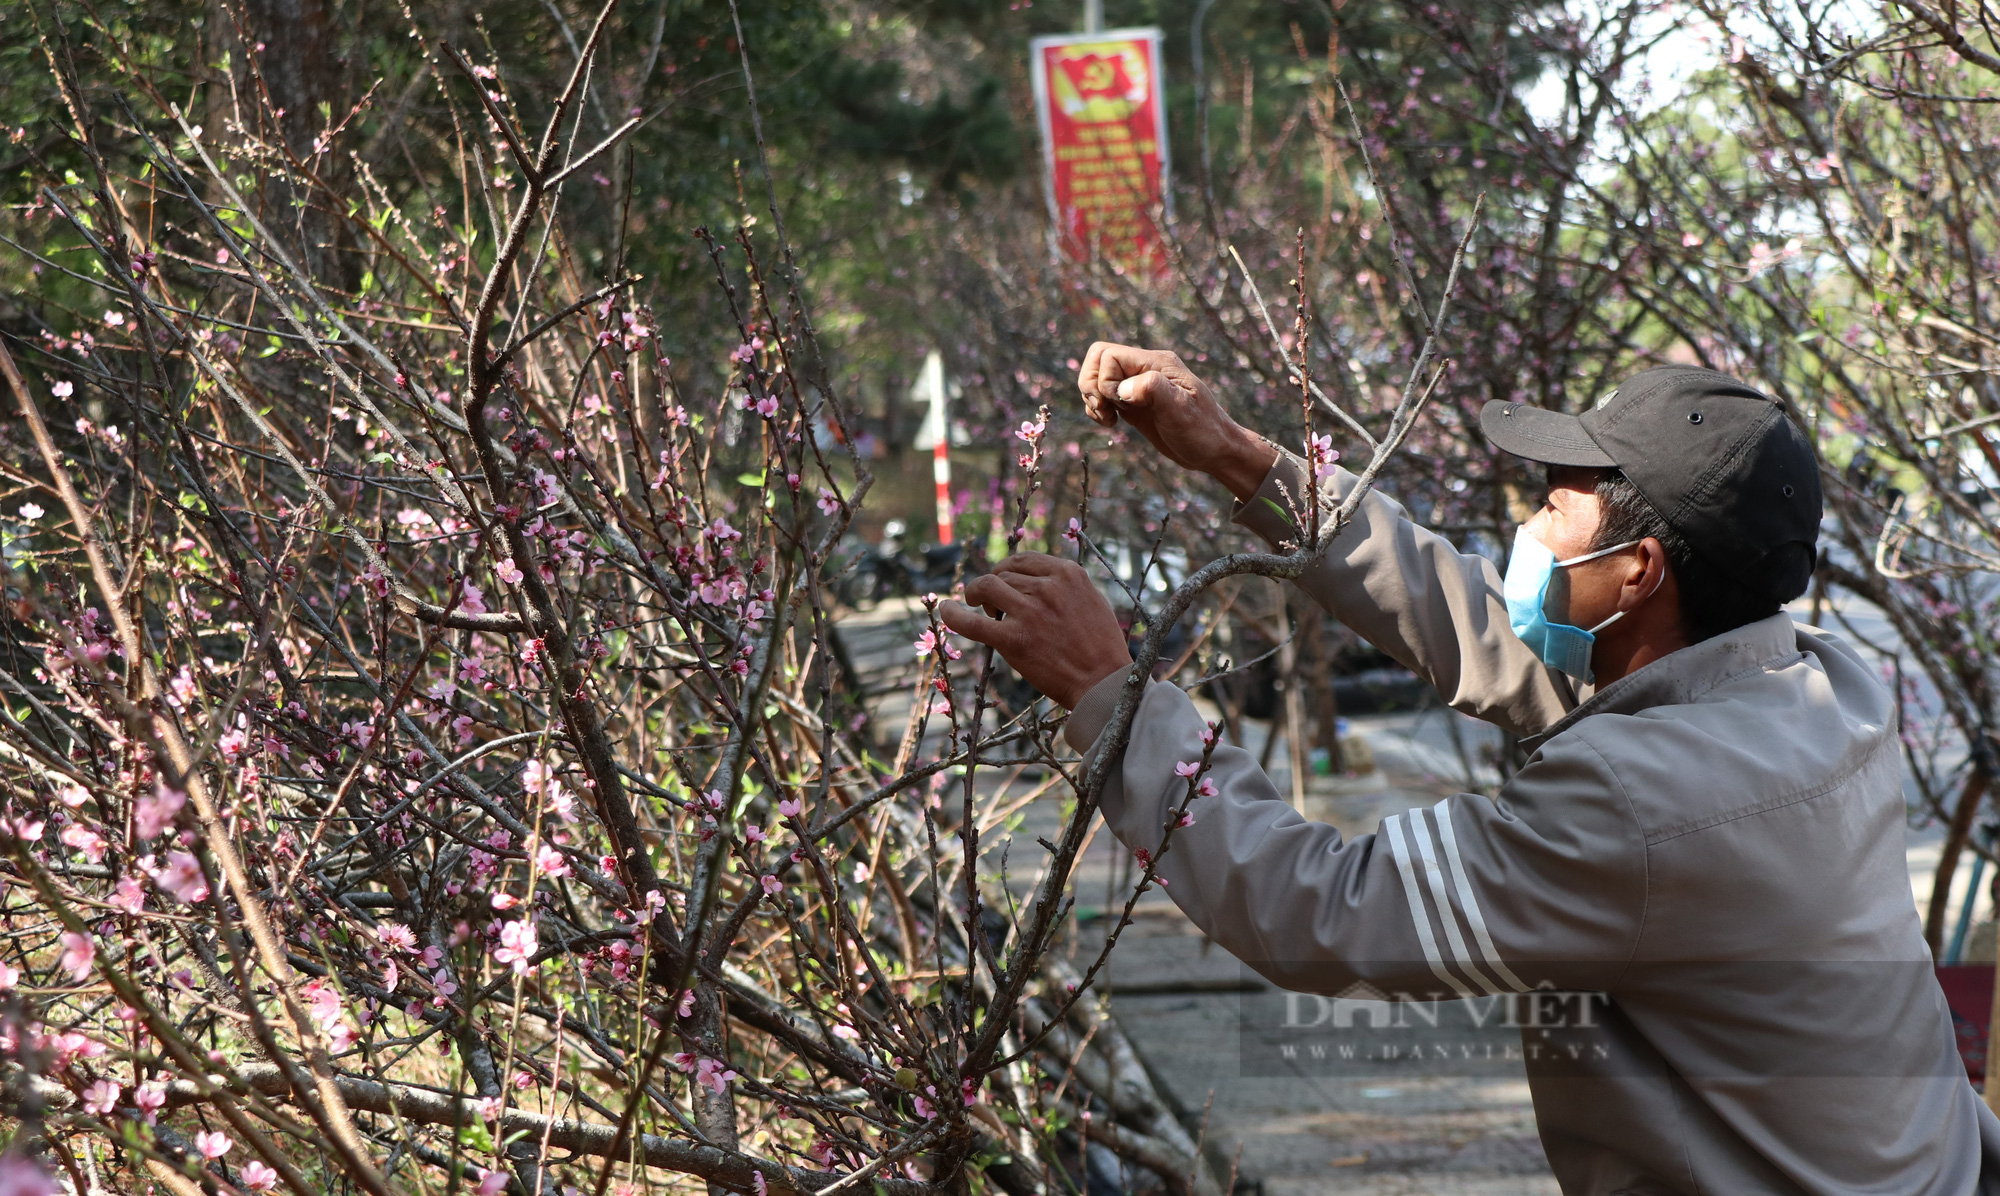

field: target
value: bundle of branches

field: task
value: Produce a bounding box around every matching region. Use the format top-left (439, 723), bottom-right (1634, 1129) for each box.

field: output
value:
top-left (0, 3), bottom-right (1468, 1193)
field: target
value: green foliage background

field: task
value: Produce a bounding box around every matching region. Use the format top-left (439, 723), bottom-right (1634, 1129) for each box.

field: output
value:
top-left (0, 0), bottom-right (1562, 432)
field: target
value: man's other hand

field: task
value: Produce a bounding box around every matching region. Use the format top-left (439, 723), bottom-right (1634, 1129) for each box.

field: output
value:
top-left (1076, 342), bottom-right (1278, 500)
top-left (938, 553), bottom-right (1132, 709)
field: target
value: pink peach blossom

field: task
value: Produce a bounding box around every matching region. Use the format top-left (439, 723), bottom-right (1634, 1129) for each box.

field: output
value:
top-left (493, 918), bottom-right (538, 974)
top-left (80, 1078), bottom-right (118, 1116)
top-left (58, 931), bottom-right (94, 981)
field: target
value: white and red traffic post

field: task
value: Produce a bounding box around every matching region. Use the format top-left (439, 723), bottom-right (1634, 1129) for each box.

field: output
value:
top-left (913, 350), bottom-right (953, 546)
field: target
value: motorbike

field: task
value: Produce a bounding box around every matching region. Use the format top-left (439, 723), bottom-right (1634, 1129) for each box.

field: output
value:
top-left (833, 520), bottom-right (965, 610)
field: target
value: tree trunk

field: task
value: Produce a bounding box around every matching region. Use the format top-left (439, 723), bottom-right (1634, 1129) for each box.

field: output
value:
top-left (237, 0), bottom-right (355, 289)
top-left (688, 988), bottom-right (742, 1196)
top-left (1298, 597), bottom-right (1342, 774)
top-left (1273, 590), bottom-right (1307, 813)
top-left (1927, 767), bottom-right (1992, 956)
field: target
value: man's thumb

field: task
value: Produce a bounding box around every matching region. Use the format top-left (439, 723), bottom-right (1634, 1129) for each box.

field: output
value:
top-left (938, 600), bottom-right (1006, 648)
top-left (1113, 371), bottom-right (1175, 411)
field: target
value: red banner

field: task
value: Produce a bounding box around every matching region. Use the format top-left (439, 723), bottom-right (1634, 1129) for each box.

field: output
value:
top-left (1031, 29), bottom-right (1171, 267)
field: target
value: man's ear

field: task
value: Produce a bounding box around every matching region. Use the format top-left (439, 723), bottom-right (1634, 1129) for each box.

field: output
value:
top-left (1631, 538), bottom-right (1672, 608)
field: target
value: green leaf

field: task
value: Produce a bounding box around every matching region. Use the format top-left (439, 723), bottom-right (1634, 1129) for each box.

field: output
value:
top-left (457, 1121), bottom-right (495, 1153)
top-left (736, 471), bottom-right (765, 488)
top-left (1258, 495), bottom-right (1296, 527)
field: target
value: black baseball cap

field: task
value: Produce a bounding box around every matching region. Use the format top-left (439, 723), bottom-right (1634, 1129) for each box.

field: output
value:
top-left (1479, 367), bottom-right (1822, 603)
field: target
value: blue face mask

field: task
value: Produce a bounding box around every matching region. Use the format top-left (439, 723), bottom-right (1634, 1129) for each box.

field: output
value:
top-left (1502, 528), bottom-right (1644, 683)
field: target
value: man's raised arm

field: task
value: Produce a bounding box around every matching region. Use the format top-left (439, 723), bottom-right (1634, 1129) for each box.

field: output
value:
top-left (1072, 341), bottom-right (1574, 738)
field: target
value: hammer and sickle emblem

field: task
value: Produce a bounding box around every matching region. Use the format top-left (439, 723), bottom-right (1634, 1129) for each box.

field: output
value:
top-left (1078, 60), bottom-right (1116, 91)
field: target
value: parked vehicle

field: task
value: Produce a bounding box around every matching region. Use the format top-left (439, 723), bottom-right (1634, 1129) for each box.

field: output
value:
top-left (833, 520), bottom-right (965, 610)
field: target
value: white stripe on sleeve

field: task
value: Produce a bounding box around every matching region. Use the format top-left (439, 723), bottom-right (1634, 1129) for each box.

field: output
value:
top-left (1382, 814), bottom-right (1477, 1000)
top-left (1406, 808), bottom-right (1504, 996)
top-left (1431, 798), bottom-right (1530, 992)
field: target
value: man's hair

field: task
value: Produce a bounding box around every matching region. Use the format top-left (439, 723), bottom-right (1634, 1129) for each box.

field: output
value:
top-left (1586, 469), bottom-right (1781, 642)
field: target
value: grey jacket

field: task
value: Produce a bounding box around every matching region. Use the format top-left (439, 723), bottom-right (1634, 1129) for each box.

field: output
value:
top-left (1066, 453), bottom-right (2000, 1194)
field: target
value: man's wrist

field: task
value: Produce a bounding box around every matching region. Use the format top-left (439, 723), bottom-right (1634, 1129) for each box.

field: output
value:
top-left (1063, 667), bottom-right (1138, 752)
top-left (1205, 423), bottom-right (1281, 501)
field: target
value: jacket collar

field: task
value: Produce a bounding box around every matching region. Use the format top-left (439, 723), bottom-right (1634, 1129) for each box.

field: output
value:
top-left (1521, 612), bottom-right (1802, 753)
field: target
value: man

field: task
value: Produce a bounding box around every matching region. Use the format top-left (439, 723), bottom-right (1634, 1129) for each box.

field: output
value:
top-left (940, 346), bottom-right (2000, 1194)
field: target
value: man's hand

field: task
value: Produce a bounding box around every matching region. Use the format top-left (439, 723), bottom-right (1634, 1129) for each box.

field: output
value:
top-left (1077, 342), bottom-right (1278, 500)
top-left (938, 553), bottom-right (1132, 709)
